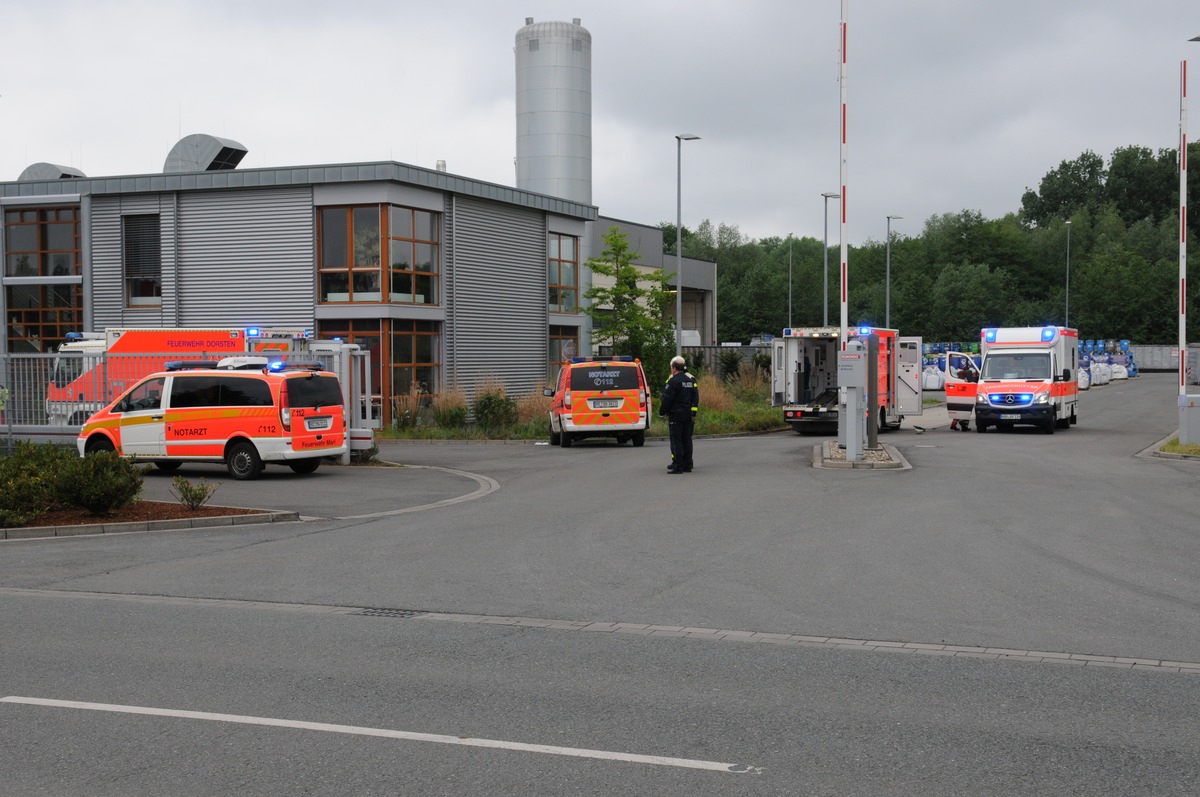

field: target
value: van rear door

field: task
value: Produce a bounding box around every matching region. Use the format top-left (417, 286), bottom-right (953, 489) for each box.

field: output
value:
top-left (285, 374), bottom-right (346, 453)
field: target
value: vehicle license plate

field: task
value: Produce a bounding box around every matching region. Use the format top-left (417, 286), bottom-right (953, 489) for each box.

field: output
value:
top-left (592, 399), bottom-right (620, 409)
top-left (308, 416), bottom-right (331, 430)
top-left (999, 413), bottom-right (1021, 420)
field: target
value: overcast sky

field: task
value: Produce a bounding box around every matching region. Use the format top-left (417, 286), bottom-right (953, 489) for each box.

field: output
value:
top-left (2, 0), bottom-right (1196, 245)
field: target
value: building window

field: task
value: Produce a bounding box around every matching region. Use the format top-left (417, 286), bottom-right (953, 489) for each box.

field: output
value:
top-left (4, 206), bottom-right (83, 352)
top-left (316, 319), bottom-right (383, 422)
top-left (318, 206), bottom-right (382, 302)
top-left (388, 207), bottom-right (439, 305)
top-left (548, 325), bottom-right (579, 380)
top-left (548, 233), bottom-right (578, 313)
top-left (392, 319), bottom-right (440, 397)
top-left (123, 214), bottom-right (162, 307)
top-left (4, 206), bottom-right (80, 277)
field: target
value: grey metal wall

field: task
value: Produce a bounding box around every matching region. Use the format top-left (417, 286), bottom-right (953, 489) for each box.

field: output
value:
top-left (175, 187), bottom-right (314, 326)
top-left (449, 196), bottom-right (547, 402)
top-left (90, 187), bottom-right (315, 329)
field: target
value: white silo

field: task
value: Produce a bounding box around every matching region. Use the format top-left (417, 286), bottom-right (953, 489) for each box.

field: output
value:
top-left (515, 17), bottom-right (592, 205)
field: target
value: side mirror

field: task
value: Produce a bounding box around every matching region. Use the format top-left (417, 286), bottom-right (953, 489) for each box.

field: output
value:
top-left (542, 388), bottom-right (554, 398)
top-left (1062, 368), bottom-right (1070, 382)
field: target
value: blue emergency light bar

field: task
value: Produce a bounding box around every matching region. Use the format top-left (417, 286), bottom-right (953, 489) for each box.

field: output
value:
top-left (858, 326), bottom-right (872, 336)
top-left (1041, 327), bottom-right (1056, 342)
top-left (569, 356), bottom-right (634, 363)
top-left (984, 329), bottom-right (997, 343)
top-left (165, 360), bottom-right (221, 371)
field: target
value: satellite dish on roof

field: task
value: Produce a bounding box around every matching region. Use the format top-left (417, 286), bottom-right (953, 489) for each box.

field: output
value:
top-left (163, 133), bottom-right (247, 173)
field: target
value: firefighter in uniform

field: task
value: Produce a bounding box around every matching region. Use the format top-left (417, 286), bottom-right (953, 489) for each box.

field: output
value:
top-left (660, 356), bottom-right (699, 474)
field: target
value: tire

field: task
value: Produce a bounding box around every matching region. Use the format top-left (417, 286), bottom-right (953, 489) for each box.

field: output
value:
top-left (289, 458), bottom-right (321, 474)
top-left (960, 421), bottom-right (970, 432)
top-left (226, 440), bottom-right (264, 480)
top-left (85, 435), bottom-right (116, 454)
top-left (154, 461), bottom-right (182, 472)
top-left (975, 422), bottom-right (987, 433)
top-left (632, 430), bottom-right (646, 447)
top-left (560, 432), bottom-right (573, 448)
top-left (1043, 418), bottom-right (1056, 435)
top-left (549, 421), bottom-right (561, 446)
top-left (69, 411), bottom-right (90, 426)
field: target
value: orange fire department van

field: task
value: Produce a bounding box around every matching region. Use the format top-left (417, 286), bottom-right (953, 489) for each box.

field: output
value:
top-left (974, 326), bottom-right (1079, 434)
top-left (543, 356), bottom-right (651, 447)
top-left (77, 359), bottom-right (346, 479)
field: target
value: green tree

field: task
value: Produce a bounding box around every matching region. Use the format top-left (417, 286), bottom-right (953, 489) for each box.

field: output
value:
top-left (1020, 150), bottom-right (1107, 228)
top-left (583, 227), bottom-right (675, 383)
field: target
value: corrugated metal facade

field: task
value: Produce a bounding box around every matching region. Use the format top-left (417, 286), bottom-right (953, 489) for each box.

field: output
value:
top-left (449, 196), bottom-right (548, 401)
top-left (175, 187), bottom-right (314, 326)
top-left (90, 187), bottom-right (313, 328)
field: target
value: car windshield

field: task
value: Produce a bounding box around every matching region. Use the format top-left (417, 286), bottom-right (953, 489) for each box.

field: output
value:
top-left (570, 365), bottom-right (641, 391)
top-left (981, 352), bottom-right (1051, 380)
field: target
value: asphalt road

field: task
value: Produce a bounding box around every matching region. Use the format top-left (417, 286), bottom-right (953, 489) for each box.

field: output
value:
top-left (2, 373), bottom-right (1198, 795)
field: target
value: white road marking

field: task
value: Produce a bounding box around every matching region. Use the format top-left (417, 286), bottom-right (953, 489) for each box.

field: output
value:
top-left (0, 696), bottom-right (759, 774)
top-left (333, 464), bottom-right (500, 519)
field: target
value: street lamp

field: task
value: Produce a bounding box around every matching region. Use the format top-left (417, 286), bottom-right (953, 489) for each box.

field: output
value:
top-left (675, 133), bottom-right (700, 353)
top-left (821, 192), bottom-right (840, 326)
top-left (885, 215), bottom-right (902, 329)
top-left (787, 234), bottom-right (794, 329)
top-left (1065, 219), bottom-right (1072, 327)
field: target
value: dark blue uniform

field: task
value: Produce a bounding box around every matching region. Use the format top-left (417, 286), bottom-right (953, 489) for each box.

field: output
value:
top-left (660, 369), bottom-right (699, 472)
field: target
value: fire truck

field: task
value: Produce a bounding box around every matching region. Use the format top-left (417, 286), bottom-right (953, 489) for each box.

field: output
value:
top-left (46, 327), bottom-right (309, 425)
top-left (770, 326), bottom-right (924, 433)
top-left (973, 326), bottom-right (1079, 434)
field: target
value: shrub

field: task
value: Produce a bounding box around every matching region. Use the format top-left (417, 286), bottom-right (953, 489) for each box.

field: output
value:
top-left (169, 475), bottom-right (220, 510)
top-left (751, 349), bottom-right (772, 376)
top-left (717, 348), bottom-right (744, 381)
top-left (0, 442), bottom-right (76, 526)
top-left (516, 383), bottom-right (552, 425)
top-left (432, 388), bottom-right (468, 429)
top-left (474, 379), bottom-right (518, 431)
top-left (392, 383), bottom-right (425, 430)
top-left (57, 452), bottom-right (147, 516)
top-left (696, 372), bottom-right (735, 413)
top-left (684, 352), bottom-right (708, 378)
top-left (729, 362), bottom-right (769, 403)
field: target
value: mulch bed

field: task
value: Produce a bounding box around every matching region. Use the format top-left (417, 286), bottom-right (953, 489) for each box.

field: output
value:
top-left (18, 501), bottom-right (265, 529)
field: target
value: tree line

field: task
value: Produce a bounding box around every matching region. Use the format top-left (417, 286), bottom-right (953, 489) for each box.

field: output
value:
top-left (662, 143), bottom-right (1200, 344)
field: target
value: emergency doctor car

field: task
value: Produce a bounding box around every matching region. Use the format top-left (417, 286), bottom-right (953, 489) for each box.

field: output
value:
top-left (77, 359), bottom-right (347, 479)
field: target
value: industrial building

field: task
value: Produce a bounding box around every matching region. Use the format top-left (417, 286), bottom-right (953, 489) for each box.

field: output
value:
top-left (0, 18), bottom-right (716, 427)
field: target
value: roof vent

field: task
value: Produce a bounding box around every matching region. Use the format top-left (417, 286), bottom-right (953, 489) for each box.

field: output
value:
top-left (436, 160), bottom-right (447, 172)
top-left (17, 162), bottom-right (87, 181)
top-left (163, 133), bottom-right (248, 173)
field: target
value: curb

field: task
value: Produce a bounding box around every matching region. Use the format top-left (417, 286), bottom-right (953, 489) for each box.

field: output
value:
top-left (2, 509), bottom-right (300, 541)
top-left (812, 441), bottom-right (911, 470)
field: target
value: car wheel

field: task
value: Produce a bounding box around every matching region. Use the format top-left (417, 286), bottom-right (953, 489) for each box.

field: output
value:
top-left (560, 432), bottom-right (573, 448)
top-left (1043, 418), bottom-right (1055, 435)
top-left (85, 436), bottom-right (116, 454)
top-left (975, 422), bottom-right (987, 433)
top-left (632, 430), bottom-right (646, 447)
top-left (226, 440), bottom-right (264, 480)
top-left (289, 458), bottom-right (321, 474)
top-left (549, 421), bottom-right (561, 446)
top-left (154, 461), bottom-right (182, 472)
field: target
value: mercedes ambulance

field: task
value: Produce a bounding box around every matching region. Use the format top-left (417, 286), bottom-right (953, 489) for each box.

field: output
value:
top-left (77, 359), bottom-right (346, 479)
top-left (974, 326), bottom-right (1079, 434)
top-left (543, 356), bottom-right (651, 447)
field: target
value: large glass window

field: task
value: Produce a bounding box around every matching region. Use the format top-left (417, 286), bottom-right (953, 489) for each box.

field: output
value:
top-left (389, 207), bottom-right (439, 305)
top-left (4, 206), bottom-right (84, 352)
top-left (548, 325), bottom-right (579, 380)
top-left (123, 214), bottom-right (162, 307)
top-left (548, 233), bottom-right (578, 313)
top-left (391, 319), bottom-right (440, 396)
top-left (318, 206), bottom-right (381, 303)
top-left (319, 205), bottom-right (440, 305)
top-left (316, 319), bottom-right (382, 420)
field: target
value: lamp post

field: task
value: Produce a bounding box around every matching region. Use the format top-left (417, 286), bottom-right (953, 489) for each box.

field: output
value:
top-left (1065, 219), bottom-right (1072, 327)
top-left (822, 192), bottom-right (839, 326)
top-left (885, 215), bottom-right (902, 329)
top-left (787, 234), bottom-right (794, 329)
top-left (675, 133), bottom-right (700, 353)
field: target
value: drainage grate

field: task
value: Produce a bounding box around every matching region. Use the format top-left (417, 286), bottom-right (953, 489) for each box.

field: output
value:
top-left (350, 607), bottom-right (425, 619)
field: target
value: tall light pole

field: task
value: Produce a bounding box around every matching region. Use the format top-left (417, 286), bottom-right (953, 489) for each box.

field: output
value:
top-left (1064, 219), bottom-right (1072, 327)
top-left (822, 192), bottom-right (839, 327)
top-left (675, 133), bottom-right (700, 353)
top-left (885, 215), bottom-right (902, 329)
top-left (787, 234), bottom-right (794, 329)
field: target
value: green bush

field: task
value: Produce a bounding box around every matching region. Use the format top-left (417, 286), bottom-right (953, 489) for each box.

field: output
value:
top-left (169, 475), bottom-right (219, 510)
top-left (717, 348), bottom-right (744, 381)
top-left (57, 452), bottom-right (148, 516)
top-left (0, 442), bottom-right (76, 526)
top-left (432, 388), bottom-right (469, 429)
top-left (474, 388), bottom-right (518, 431)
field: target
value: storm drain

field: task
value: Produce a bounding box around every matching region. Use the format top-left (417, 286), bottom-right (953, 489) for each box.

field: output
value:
top-left (350, 608), bottom-right (426, 619)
